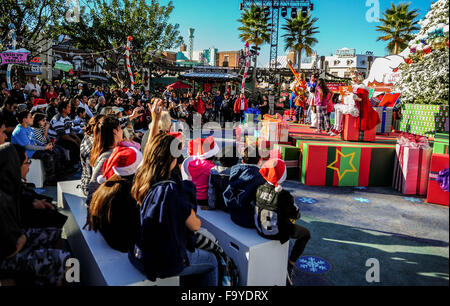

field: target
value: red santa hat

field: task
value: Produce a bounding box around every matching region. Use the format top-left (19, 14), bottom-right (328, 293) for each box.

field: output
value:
top-left (188, 136), bottom-right (220, 160)
top-left (259, 159), bottom-right (287, 192)
top-left (97, 144), bottom-right (143, 184)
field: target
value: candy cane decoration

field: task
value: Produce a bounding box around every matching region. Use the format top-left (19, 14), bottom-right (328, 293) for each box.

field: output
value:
top-left (7, 23), bottom-right (16, 90)
top-left (125, 36), bottom-right (135, 90)
top-left (241, 42), bottom-right (250, 95)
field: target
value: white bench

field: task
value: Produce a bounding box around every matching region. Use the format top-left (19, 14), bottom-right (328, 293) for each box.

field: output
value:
top-left (197, 209), bottom-right (289, 286)
top-left (57, 180), bottom-right (179, 286)
top-left (26, 159), bottom-right (45, 188)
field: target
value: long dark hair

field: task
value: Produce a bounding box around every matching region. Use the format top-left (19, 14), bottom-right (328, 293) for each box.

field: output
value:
top-left (318, 79), bottom-right (330, 99)
top-left (131, 132), bottom-right (181, 206)
top-left (90, 116), bottom-right (120, 167)
top-left (32, 112), bottom-right (46, 128)
top-left (87, 174), bottom-right (132, 231)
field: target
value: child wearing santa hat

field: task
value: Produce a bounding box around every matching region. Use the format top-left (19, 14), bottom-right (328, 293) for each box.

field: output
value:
top-left (86, 143), bottom-right (143, 253)
top-left (256, 158), bottom-right (311, 286)
top-left (181, 136), bottom-right (220, 209)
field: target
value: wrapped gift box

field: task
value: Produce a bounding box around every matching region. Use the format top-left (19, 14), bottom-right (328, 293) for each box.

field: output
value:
top-left (392, 135), bottom-right (433, 196)
top-left (299, 141), bottom-right (396, 187)
top-left (271, 144), bottom-right (300, 180)
top-left (341, 115), bottom-right (377, 142)
top-left (426, 154), bottom-right (449, 206)
top-left (260, 119), bottom-right (289, 143)
top-left (244, 113), bottom-right (261, 124)
top-left (400, 104), bottom-right (449, 137)
top-left (375, 107), bottom-right (393, 134)
top-left (433, 132), bottom-right (449, 155)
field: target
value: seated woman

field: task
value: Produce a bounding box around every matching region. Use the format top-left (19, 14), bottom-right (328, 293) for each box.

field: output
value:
top-left (13, 144), bottom-right (68, 229)
top-left (129, 130), bottom-right (218, 285)
top-left (0, 143), bottom-right (70, 286)
top-left (31, 112), bottom-right (67, 178)
top-left (86, 143), bottom-right (143, 252)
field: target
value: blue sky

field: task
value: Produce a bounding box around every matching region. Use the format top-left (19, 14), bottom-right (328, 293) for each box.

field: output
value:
top-left (161, 0), bottom-right (433, 66)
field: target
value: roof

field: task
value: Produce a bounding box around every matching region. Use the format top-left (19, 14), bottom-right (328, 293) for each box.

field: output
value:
top-left (181, 72), bottom-right (239, 80)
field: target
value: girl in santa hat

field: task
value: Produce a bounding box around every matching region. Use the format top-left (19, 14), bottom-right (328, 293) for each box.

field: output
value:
top-left (86, 144), bottom-right (143, 253)
top-left (130, 132), bottom-right (218, 285)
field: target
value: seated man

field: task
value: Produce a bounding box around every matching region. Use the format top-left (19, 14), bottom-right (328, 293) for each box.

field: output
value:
top-left (48, 101), bottom-right (81, 170)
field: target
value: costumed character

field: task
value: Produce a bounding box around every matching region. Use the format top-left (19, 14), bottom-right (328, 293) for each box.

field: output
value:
top-left (287, 60), bottom-right (307, 123)
top-left (306, 73), bottom-right (318, 127)
top-left (329, 72), bottom-right (380, 136)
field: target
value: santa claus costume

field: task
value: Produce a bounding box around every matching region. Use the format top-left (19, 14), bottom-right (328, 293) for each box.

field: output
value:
top-left (330, 73), bottom-right (380, 136)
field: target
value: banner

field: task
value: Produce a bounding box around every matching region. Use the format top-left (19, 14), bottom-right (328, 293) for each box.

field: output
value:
top-left (1, 51), bottom-right (28, 65)
top-left (54, 60), bottom-right (73, 72)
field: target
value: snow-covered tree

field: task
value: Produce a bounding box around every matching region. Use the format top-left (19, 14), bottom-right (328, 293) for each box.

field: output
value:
top-left (394, 0), bottom-right (449, 105)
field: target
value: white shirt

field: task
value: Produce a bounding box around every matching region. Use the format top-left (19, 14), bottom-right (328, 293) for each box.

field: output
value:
top-left (25, 82), bottom-right (41, 97)
top-left (80, 102), bottom-right (94, 119)
top-left (240, 99), bottom-right (245, 111)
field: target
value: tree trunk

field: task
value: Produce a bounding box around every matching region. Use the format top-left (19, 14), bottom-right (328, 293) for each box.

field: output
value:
top-left (251, 52), bottom-right (258, 93)
top-left (297, 48), bottom-right (302, 71)
top-left (394, 40), bottom-right (399, 55)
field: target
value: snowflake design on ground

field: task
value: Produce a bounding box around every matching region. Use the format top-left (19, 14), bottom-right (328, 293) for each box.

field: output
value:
top-left (403, 197), bottom-right (423, 203)
top-left (296, 256), bottom-right (331, 274)
top-left (296, 197), bottom-right (318, 205)
top-left (354, 186), bottom-right (368, 190)
top-left (353, 197), bottom-right (371, 203)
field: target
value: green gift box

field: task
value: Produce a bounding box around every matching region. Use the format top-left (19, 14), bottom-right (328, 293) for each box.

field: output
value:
top-left (400, 104), bottom-right (449, 137)
top-left (433, 132), bottom-right (449, 154)
top-left (299, 141), bottom-right (396, 187)
top-left (272, 144), bottom-right (300, 180)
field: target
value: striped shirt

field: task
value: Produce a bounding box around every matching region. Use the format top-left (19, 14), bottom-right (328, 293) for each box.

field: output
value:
top-left (48, 114), bottom-right (73, 139)
top-left (31, 126), bottom-right (50, 146)
top-left (72, 116), bottom-right (87, 135)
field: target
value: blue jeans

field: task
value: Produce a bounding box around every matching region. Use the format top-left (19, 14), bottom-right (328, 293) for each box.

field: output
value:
top-left (179, 248), bottom-right (218, 286)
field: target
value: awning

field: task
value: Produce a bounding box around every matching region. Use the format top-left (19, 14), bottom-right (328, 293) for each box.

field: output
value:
top-left (180, 72), bottom-right (239, 81)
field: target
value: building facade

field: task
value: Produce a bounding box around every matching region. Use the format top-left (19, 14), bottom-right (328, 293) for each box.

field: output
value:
top-left (324, 48), bottom-right (377, 78)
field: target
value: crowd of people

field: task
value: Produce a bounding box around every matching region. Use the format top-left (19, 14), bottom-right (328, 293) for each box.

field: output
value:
top-left (0, 73), bottom-right (313, 287)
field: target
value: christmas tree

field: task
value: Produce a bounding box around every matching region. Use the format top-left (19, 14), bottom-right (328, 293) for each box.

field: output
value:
top-left (394, 0), bottom-right (449, 105)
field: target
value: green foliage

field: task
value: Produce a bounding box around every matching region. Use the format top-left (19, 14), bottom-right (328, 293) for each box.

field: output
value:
top-left (282, 12), bottom-right (319, 70)
top-left (0, 0), bottom-right (66, 53)
top-left (376, 3), bottom-right (420, 55)
top-left (53, 0), bottom-right (183, 87)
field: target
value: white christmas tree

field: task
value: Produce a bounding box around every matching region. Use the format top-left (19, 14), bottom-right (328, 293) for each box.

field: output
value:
top-left (394, 0), bottom-right (449, 105)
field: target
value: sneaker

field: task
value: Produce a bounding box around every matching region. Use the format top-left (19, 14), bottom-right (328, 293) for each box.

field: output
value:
top-left (329, 132), bottom-right (338, 136)
top-left (286, 263), bottom-right (294, 286)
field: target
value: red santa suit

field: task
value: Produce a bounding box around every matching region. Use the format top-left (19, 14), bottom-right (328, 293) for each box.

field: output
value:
top-left (354, 84), bottom-right (380, 131)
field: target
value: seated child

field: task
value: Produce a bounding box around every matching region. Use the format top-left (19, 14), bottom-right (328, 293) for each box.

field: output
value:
top-left (86, 143), bottom-right (143, 252)
top-left (223, 145), bottom-right (265, 228)
top-left (181, 136), bottom-right (220, 209)
top-left (72, 107), bottom-right (87, 138)
top-left (208, 145), bottom-right (239, 211)
top-left (255, 158), bottom-right (311, 286)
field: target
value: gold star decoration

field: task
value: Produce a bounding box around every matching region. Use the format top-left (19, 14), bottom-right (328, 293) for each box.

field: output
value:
top-left (327, 150), bottom-right (358, 181)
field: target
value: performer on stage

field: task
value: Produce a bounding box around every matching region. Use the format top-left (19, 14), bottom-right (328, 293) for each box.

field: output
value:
top-left (329, 72), bottom-right (380, 136)
top-left (289, 72), bottom-right (307, 123)
top-left (306, 73), bottom-right (318, 128)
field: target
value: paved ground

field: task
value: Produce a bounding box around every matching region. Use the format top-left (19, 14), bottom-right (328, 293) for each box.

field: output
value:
top-left (40, 128), bottom-right (449, 286)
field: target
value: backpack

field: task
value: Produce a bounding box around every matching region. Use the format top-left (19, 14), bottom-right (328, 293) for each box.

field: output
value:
top-left (254, 183), bottom-right (281, 237)
top-left (221, 98), bottom-right (233, 112)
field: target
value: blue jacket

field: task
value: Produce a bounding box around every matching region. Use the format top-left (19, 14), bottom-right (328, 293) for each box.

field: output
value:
top-left (129, 175), bottom-right (197, 281)
top-left (223, 164), bottom-right (265, 228)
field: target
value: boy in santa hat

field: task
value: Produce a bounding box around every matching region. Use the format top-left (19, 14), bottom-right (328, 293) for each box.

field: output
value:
top-left (181, 135), bottom-right (220, 209)
top-left (256, 158), bottom-right (311, 286)
top-left (223, 145), bottom-right (266, 228)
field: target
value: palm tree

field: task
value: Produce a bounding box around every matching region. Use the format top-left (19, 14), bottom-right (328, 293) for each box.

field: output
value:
top-left (282, 12), bottom-right (319, 71)
top-left (376, 3), bottom-right (420, 55)
top-left (238, 5), bottom-right (271, 91)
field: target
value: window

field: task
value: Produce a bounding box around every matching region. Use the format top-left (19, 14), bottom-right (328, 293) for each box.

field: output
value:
top-left (334, 60), bottom-right (340, 66)
top-left (332, 72), bottom-right (338, 77)
top-left (73, 56), bottom-right (84, 71)
top-left (344, 72), bottom-right (351, 78)
top-left (361, 60), bottom-right (366, 65)
top-left (347, 60), bottom-right (354, 65)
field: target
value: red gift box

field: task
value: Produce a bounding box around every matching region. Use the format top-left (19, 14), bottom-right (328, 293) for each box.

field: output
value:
top-left (392, 134), bottom-right (433, 195)
top-left (426, 154), bottom-right (449, 206)
top-left (342, 115), bottom-right (376, 142)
